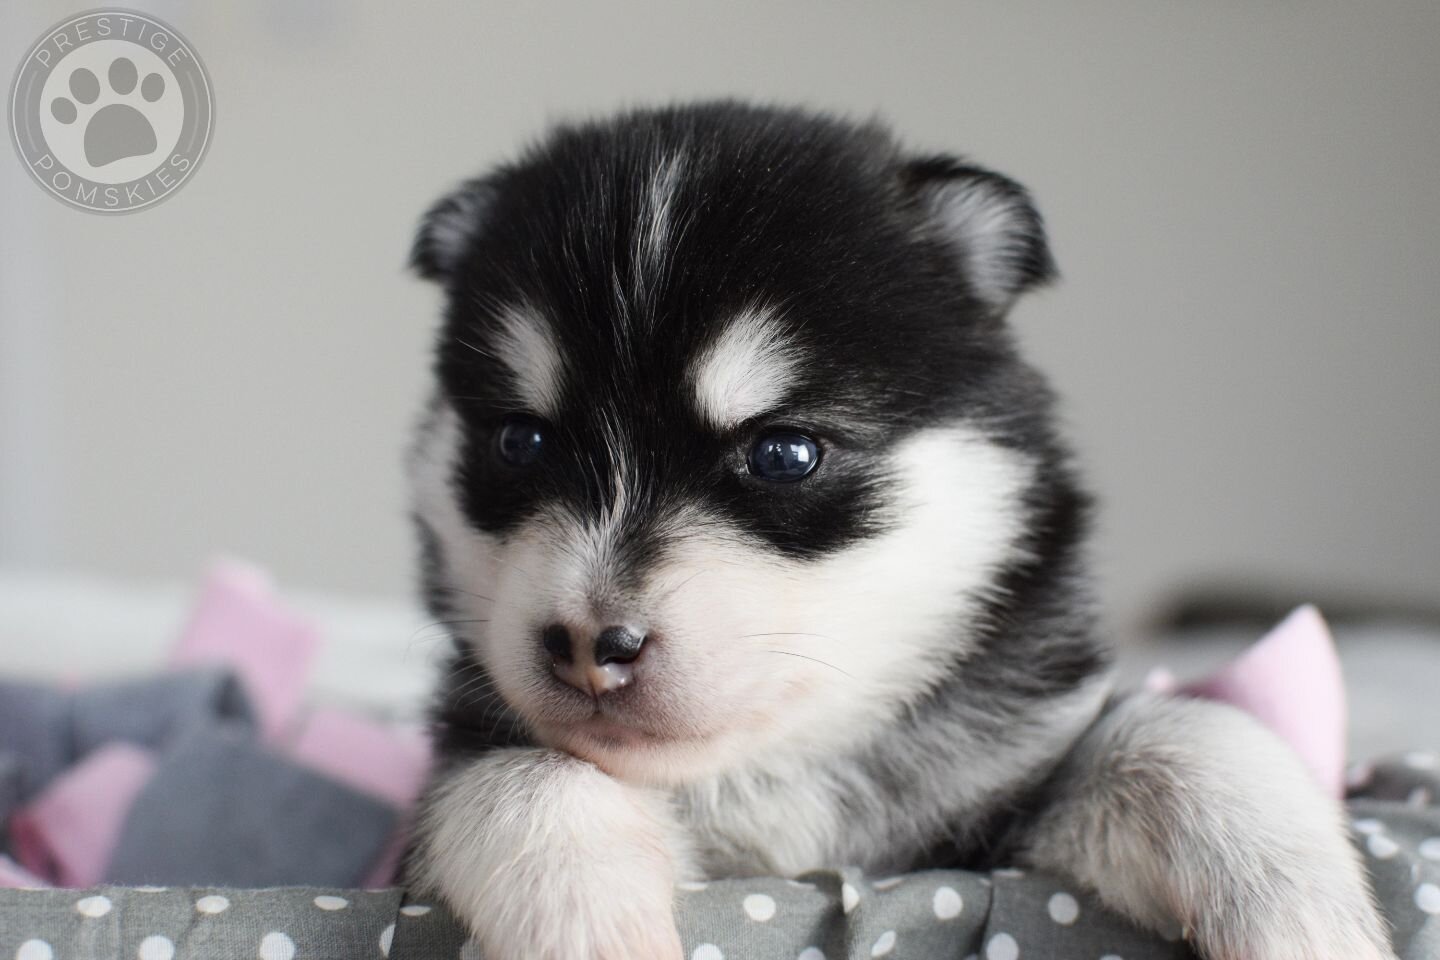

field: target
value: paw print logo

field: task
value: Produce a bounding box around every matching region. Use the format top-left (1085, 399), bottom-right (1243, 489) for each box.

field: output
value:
top-left (10, 9), bottom-right (213, 213)
top-left (35, 40), bottom-right (186, 185)
top-left (50, 57), bottom-right (166, 168)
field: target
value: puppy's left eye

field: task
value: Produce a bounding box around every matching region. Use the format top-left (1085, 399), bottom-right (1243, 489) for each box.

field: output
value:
top-left (748, 432), bottom-right (820, 482)
top-left (496, 414), bottom-right (546, 467)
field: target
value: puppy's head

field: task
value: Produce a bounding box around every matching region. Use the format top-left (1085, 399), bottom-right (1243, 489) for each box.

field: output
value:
top-left (411, 103), bottom-right (1073, 784)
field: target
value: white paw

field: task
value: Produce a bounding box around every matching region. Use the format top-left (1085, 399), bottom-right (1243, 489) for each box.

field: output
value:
top-left (414, 750), bottom-right (690, 960)
top-left (459, 862), bottom-right (683, 960)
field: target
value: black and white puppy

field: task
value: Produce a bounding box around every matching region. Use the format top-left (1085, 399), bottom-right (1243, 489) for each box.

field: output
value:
top-left (405, 102), bottom-right (1392, 960)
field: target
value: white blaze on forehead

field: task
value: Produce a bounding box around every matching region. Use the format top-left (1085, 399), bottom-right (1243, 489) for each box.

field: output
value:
top-left (691, 306), bottom-right (798, 430)
top-left (491, 303), bottom-right (564, 416)
top-left (635, 153), bottom-right (685, 287)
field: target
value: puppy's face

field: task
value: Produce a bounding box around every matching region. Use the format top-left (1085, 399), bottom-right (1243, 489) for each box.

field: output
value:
top-left (412, 105), bottom-right (1059, 785)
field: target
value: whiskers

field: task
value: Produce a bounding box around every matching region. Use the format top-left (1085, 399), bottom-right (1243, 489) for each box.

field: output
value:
top-left (760, 649), bottom-right (855, 679)
top-left (739, 632), bottom-right (855, 680)
top-left (652, 567), bottom-right (712, 605)
top-left (406, 617), bottom-right (491, 654)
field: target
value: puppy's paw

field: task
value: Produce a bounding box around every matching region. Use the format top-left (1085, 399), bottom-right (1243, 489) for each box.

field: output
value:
top-left (1024, 695), bottom-right (1398, 960)
top-left (414, 749), bottom-right (689, 960)
top-left (1188, 894), bottom-right (1395, 960)
top-left (460, 852), bottom-right (684, 960)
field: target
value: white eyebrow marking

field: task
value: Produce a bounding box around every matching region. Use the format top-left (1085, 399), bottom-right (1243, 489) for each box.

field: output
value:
top-left (690, 305), bottom-right (798, 430)
top-left (489, 303), bottom-right (564, 416)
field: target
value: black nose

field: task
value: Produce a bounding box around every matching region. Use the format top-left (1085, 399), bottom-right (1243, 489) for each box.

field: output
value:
top-left (593, 626), bottom-right (646, 666)
top-left (542, 623), bottom-right (573, 662)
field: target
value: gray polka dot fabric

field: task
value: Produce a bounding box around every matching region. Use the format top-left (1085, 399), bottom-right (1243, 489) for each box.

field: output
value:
top-left (3, 754), bottom-right (1438, 960)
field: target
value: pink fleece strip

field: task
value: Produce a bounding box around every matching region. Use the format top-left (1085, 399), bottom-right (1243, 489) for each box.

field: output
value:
top-left (10, 742), bottom-right (157, 887)
top-left (1180, 604), bottom-right (1346, 797)
top-left (170, 559), bottom-right (322, 743)
top-left (1148, 605), bottom-right (1347, 798)
top-left (289, 708), bottom-right (432, 809)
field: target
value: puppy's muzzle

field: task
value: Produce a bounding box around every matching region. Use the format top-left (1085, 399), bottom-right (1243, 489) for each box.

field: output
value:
top-left (543, 623), bottom-right (646, 696)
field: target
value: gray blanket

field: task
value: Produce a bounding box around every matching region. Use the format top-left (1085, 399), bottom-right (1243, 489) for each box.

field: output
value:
top-left (3, 754), bottom-right (1438, 959)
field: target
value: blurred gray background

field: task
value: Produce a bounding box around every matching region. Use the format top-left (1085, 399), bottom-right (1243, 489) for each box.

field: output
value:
top-left (2, 0), bottom-right (1437, 639)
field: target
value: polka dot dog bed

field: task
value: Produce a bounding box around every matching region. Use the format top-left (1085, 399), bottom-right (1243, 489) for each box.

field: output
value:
top-left (3, 755), bottom-right (1438, 960)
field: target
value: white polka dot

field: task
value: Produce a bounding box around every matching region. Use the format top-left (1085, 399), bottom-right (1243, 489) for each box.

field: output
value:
top-left (985, 932), bottom-right (1019, 960)
top-left (1047, 891), bottom-right (1080, 925)
top-left (137, 936), bottom-right (174, 960)
top-left (1367, 833), bottom-right (1401, 859)
top-left (16, 941), bottom-right (53, 960)
top-left (1419, 837), bottom-right (1440, 860)
top-left (379, 923), bottom-right (395, 957)
top-left (1100, 955), bottom-right (1124, 960)
top-left (872, 876), bottom-right (904, 891)
top-left (692, 946), bottom-right (724, 960)
top-left (1409, 787), bottom-right (1433, 807)
top-left (313, 895), bottom-right (348, 911)
top-left (133, 886), bottom-right (167, 893)
top-left (798, 949), bottom-right (826, 960)
top-left (400, 904), bottom-right (432, 916)
top-left (678, 881), bottom-right (709, 892)
top-left (1352, 818), bottom-right (1384, 835)
top-left (195, 895), bottom-right (229, 914)
top-left (870, 930), bottom-right (896, 957)
top-left (1417, 883), bottom-right (1440, 915)
top-left (259, 931), bottom-right (296, 960)
top-left (841, 883), bottom-right (860, 913)
top-left (743, 893), bottom-right (777, 922)
top-left (932, 885), bottom-right (963, 920)
top-left (75, 895), bottom-right (112, 917)
top-left (786, 879), bottom-right (816, 890)
top-left (1404, 752), bottom-right (1437, 770)
top-left (992, 867), bottom-right (1026, 879)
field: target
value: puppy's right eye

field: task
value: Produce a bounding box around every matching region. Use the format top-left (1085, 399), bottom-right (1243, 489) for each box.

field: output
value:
top-left (748, 432), bottom-right (820, 482)
top-left (495, 414), bottom-right (546, 467)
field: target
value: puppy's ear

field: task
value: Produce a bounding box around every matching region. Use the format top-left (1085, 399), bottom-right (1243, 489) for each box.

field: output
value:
top-left (903, 156), bottom-right (1057, 312)
top-left (410, 178), bottom-right (496, 282)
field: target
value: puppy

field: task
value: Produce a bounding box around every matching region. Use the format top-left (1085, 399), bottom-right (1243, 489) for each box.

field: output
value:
top-left (405, 102), bottom-right (1392, 960)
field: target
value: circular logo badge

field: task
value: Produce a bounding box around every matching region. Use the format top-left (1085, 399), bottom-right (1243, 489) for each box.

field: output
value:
top-left (9, 8), bottom-right (213, 214)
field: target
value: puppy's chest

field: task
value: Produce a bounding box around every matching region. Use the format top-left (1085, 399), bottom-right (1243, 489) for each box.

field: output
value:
top-left (674, 760), bottom-right (929, 878)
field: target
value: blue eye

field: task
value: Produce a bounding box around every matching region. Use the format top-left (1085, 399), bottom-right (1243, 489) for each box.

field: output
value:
top-left (496, 415), bottom-right (545, 467)
top-left (748, 432), bottom-right (820, 482)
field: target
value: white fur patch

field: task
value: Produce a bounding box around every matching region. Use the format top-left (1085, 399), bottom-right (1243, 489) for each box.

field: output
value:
top-left (490, 303), bottom-right (564, 416)
top-left (925, 179), bottom-right (1036, 310)
top-left (690, 306), bottom-right (797, 430)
